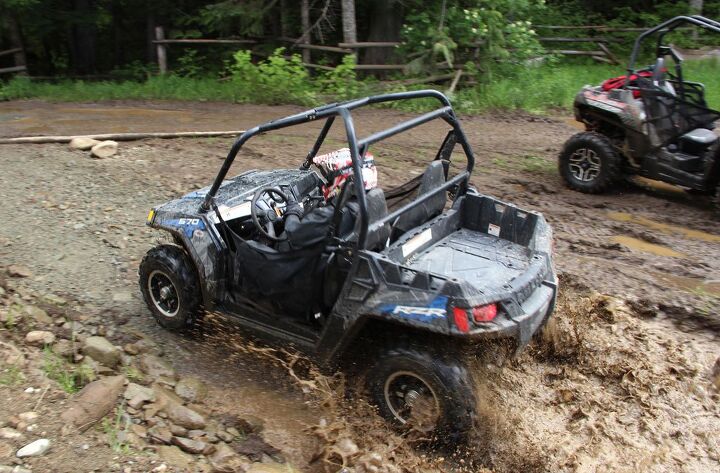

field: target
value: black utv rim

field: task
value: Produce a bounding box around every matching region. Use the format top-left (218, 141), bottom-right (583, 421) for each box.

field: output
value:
top-left (384, 371), bottom-right (440, 432)
top-left (148, 270), bottom-right (180, 317)
top-left (568, 147), bottom-right (602, 182)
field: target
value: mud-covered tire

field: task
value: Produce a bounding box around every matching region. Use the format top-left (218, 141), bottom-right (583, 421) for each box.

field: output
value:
top-left (713, 182), bottom-right (720, 218)
top-left (139, 245), bottom-right (202, 331)
top-left (366, 346), bottom-right (476, 442)
top-left (559, 132), bottom-right (623, 193)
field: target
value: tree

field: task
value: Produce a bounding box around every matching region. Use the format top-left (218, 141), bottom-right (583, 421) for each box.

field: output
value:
top-left (341, 0), bottom-right (357, 44)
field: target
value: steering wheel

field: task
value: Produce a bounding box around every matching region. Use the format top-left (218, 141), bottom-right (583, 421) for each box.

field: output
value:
top-left (251, 187), bottom-right (290, 242)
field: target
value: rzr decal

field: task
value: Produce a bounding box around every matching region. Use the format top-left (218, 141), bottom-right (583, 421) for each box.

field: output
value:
top-left (379, 296), bottom-right (448, 323)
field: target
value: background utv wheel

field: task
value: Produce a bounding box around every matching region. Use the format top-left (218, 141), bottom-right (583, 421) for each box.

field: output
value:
top-left (559, 131), bottom-right (622, 193)
top-left (366, 346), bottom-right (476, 442)
top-left (139, 245), bottom-right (202, 331)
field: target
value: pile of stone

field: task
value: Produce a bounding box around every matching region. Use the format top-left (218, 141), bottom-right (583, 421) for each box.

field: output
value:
top-left (0, 265), bottom-right (298, 472)
top-left (68, 137), bottom-right (118, 159)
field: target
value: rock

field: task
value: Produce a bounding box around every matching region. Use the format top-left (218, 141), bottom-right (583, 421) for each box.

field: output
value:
top-left (174, 377), bottom-right (207, 403)
top-left (156, 445), bottom-right (194, 470)
top-left (246, 463), bottom-right (298, 473)
top-left (17, 413), bottom-right (37, 423)
top-left (60, 375), bottom-right (125, 432)
top-left (24, 306), bottom-right (52, 325)
top-left (209, 442), bottom-right (249, 473)
top-left (6, 266), bottom-right (31, 278)
top-left (148, 426), bottom-right (173, 445)
top-left (53, 338), bottom-right (75, 359)
top-left (167, 405), bottom-right (206, 430)
top-left (16, 438), bottom-right (50, 457)
top-left (216, 430), bottom-right (234, 443)
top-left (124, 383), bottom-right (155, 409)
top-left (0, 429), bottom-right (22, 440)
top-left (171, 436), bottom-right (210, 455)
top-left (152, 384), bottom-right (184, 410)
top-left (131, 424), bottom-right (147, 438)
top-left (0, 442), bottom-right (12, 459)
top-left (90, 140), bottom-right (118, 159)
top-left (24, 331), bottom-right (55, 347)
top-left (123, 343), bottom-right (140, 355)
top-left (82, 336), bottom-right (121, 368)
top-left (0, 466), bottom-right (32, 473)
top-left (139, 354), bottom-right (176, 379)
top-left (69, 137), bottom-right (100, 151)
top-left (169, 424), bottom-right (188, 437)
top-left (235, 434), bottom-right (281, 461)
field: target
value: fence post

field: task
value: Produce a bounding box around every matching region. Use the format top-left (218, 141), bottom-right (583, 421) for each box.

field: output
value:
top-left (155, 26), bottom-right (167, 74)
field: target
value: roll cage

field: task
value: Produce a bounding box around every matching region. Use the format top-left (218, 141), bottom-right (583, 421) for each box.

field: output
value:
top-left (200, 90), bottom-right (476, 251)
top-left (627, 15), bottom-right (720, 82)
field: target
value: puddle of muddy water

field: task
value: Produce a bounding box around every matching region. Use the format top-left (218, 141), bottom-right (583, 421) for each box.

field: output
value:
top-left (609, 235), bottom-right (686, 257)
top-left (608, 211), bottom-right (720, 243)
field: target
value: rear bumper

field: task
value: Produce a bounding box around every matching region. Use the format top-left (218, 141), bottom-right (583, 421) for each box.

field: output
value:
top-left (461, 274), bottom-right (558, 354)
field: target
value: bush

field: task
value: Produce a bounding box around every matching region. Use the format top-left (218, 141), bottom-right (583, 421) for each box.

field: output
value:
top-left (229, 48), bottom-right (315, 105)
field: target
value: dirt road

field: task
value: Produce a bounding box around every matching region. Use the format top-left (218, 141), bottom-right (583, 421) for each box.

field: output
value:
top-left (1, 100), bottom-right (719, 472)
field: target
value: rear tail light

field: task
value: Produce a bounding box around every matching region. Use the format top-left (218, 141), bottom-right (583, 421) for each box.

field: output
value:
top-left (452, 307), bottom-right (470, 333)
top-left (472, 303), bottom-right (497, 322)
top-left (452, 303), bottom-right (498, 331)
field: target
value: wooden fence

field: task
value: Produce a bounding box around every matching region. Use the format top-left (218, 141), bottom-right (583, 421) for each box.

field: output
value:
top-left (0, 47), bottom-right (27, 75)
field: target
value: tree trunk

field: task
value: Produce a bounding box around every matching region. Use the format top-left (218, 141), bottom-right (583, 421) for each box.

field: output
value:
top-left (5, 15), bottom-right (27, 75)
top-left (363, 0), bottom-right (403, 70)
top-left (70, 0), bottom-right (98, 75)
top-left (280, 0), bottom-right (290, 37)
top-left (689, 0), bottom-right (704, 14)
top-left (300, 0), bottom-right (311, 63)
top-left (341, 0), bottom-right (357, 44)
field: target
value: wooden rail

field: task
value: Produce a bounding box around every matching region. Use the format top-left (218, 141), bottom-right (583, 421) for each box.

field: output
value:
top-left (0, 65), bottom-right (27, 75)
top-left (0, 48), bottom-right (22, 58)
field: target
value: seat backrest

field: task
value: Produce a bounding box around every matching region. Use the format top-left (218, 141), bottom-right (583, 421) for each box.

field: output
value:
top-left (359, 188), bottom-right (390, 251)
top-left (391, 161), bottom-right (447, 239)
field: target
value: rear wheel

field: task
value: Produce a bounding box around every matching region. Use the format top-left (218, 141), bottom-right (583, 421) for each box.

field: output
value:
top-left (139, 245), bottom-right (202, 331)
top-left (559, 132), bottom-right (623, 193)
top-left (366, 346), bottom-right (476, 442)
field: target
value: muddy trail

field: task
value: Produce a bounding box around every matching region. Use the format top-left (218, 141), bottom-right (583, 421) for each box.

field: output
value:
top-left (1, 100), bottom-right (719, 472)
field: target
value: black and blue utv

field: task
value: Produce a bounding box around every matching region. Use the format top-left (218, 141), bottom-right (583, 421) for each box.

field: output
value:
top-left (139, 90), bottom-right (557, 437)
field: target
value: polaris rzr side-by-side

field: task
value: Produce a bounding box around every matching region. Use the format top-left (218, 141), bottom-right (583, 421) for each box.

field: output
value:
top-left (139, 90), bottom-right (557, 438)
top-left (559, 16), bottom-right (720, 211)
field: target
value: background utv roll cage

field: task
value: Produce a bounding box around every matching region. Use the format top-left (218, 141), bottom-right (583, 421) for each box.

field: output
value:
top-left (626, 15), bottom-right (720, 83)
top-left (200, 90), bottom-right (476, 251)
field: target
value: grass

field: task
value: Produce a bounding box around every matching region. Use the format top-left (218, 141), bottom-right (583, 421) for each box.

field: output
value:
top-left (0, 363), bottom-right (25, 386)
top-left (42, 347), bottom-right (95, 394)
top-left (102, 404), bottom-right (131, 454)
top-left (1, 59), bottom-right (718, 114)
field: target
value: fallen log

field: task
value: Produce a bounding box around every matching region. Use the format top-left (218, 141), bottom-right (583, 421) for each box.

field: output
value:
top-left (0, 130), bottom-right (246, 145)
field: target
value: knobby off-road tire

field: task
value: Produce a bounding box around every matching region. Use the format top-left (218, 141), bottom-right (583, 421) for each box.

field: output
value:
top-left (139, 245), bottom-right (203, 331)
top-left (559, 131), bottom-right (623, 194)
top-left (366, 346), bottom-right (477, 443)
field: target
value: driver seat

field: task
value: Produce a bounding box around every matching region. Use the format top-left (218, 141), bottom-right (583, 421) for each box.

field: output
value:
top-left (346, 188), bottom-right (391, 251)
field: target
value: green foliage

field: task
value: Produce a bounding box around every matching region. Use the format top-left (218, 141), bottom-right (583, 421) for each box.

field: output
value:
top-left (42, 347), bottom-right (94, 394)
top-left (229, 48), bottom-right (315, 105)
top-left (401, 1), bottom-right (545, 74)
top-left (0, 363), bottom-right (24, 386)
top-left (103, 404), bottom-right (131, 454)
top-left (319, 55), bottom-right (369, 100)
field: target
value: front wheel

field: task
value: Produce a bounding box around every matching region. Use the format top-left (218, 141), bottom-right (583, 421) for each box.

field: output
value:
top-left (559, 132), bottom-right (623, 193)
top-left (366, 346), bottom-right (476, 441)
top-left (139, 245), bottom-right (203, 331)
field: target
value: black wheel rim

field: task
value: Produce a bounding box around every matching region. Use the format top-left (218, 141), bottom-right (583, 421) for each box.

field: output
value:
top-left (568, 147), bottom-right (601, 182)
top-left (383, 371), bottom-right (440, 432)
top-left (148, 270), bottom-right (180, 317)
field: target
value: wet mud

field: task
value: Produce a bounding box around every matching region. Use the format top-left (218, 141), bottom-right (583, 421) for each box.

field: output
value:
top-left (1, 100), bottom-right (719, 471)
